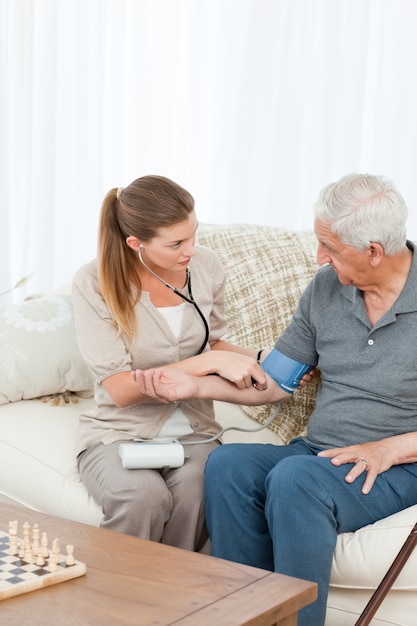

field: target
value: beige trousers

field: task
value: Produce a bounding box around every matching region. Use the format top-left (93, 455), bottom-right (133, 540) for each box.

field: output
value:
top-left (78, 434), bottom-right (219, 551)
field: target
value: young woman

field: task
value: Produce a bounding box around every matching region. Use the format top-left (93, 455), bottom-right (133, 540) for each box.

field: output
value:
top-left (72, 175), bottom-right (265, 550)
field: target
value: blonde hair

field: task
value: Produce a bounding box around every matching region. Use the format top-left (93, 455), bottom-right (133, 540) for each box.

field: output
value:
top-left (97, 175), bottom-right (194, 341)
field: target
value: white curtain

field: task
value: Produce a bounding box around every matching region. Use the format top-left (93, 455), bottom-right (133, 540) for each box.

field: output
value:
top-left (1, 0), bottom-right (417, 298)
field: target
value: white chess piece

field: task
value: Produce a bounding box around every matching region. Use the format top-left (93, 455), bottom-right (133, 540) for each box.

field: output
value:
top-left (32, 523), bottom-right (40, 557)
top-left (49, 538), bottom-right (60, 571)
top-left (8, 521), bottom-right (18, 556)
top-left (41, 532), bottom-right (49, 558)
top-left (66, 544), bottom-right (75, 566)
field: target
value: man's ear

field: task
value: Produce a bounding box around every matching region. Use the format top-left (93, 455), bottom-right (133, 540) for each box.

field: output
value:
top-left (126, 236), bottom-right (141, 251)
top-left (369, 242), bottom-right (384, 266)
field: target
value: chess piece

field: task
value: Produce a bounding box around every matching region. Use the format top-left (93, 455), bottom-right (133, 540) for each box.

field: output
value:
top-left (32, 523), bottom-right (40, 557)
top-left (8, 521), bottom-right (18, 556)
top-left (66, 545), bottom-right (75, 566)
top-left (41, 532), bottom-right (49, 559)
top-left (24, 544), bottom-right (33, 563)
top-left (22, 521), bottom-right (32, 561)
top-left (23, 521), bottom-right (30, 544)
top-left (49, 538), bottom-right (60, 571)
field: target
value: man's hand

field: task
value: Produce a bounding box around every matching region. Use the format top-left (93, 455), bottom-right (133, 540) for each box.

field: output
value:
top-left (299, 368), bottom-right (319, 388)
top-left (318, 440), bottom-right (395, 494)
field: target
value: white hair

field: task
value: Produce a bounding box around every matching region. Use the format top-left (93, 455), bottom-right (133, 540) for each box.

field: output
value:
top-left (314, 173), bottom-right (408, 255)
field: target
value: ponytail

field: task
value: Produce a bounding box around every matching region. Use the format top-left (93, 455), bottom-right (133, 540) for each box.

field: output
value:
top-left (97, 189), bottom-right (141, 341)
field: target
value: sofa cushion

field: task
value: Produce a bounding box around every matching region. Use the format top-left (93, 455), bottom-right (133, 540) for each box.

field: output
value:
top-left (0, 294), bottom-right (94, 404)
top-left (0, 395), bottom-right (102, 525)
top-left (331, 504), bottom-right (417, 591)
top-left (197, 223), bottom-right (320, 443)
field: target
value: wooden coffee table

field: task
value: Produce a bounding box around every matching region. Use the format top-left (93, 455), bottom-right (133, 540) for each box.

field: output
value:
top-left (0, 503), bottom-right (317, 625)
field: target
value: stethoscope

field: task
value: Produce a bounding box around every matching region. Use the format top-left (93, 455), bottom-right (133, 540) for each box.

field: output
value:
top-left (138, 246), bottom-right (209, 355)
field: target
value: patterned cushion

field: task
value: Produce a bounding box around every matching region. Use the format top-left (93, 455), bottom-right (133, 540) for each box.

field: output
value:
top-left (197, 223), bottom-right (319, 443)
top-left (0, 294), bottom-right (94, 404)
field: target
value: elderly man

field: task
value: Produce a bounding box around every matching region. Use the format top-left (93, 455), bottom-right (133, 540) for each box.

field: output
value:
top-left (134, 173), bottom-right (417, 626)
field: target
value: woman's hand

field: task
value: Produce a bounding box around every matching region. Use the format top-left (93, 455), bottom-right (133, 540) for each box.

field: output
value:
top-left (167, 348), bottom-right (268, 391)
top-left (202, 351), bottom-right (267, 390)
top-left (132, 368), bottom-right (201, 403)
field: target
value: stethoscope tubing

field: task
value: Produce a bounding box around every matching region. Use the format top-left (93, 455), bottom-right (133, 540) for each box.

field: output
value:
top-left (138, 247), bottom-right (209, 355)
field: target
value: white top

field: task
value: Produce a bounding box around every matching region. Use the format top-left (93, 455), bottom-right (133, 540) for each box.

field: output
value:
top-left (156, 303), bottom-right (194, 439)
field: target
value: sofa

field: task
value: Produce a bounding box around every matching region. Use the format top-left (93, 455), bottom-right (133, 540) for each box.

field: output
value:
top-left (0, 223), bottom-right (416, 626)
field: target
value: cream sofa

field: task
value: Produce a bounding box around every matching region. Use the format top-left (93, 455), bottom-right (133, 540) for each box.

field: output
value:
top-left (0, 223), bottom-right (416, 626)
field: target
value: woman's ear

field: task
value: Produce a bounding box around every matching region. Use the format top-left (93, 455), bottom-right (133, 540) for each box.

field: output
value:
top-left (126, 236), bottom-right (141, 251)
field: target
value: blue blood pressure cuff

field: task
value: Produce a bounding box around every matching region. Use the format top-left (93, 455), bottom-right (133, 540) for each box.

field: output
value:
top-left (260, 349), bottom-right (313, 394)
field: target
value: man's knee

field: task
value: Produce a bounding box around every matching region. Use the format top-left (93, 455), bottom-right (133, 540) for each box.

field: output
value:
top-left (266, 455), bottom-right (328, 495)
top-left (205, 443), bottom-right (259, 486)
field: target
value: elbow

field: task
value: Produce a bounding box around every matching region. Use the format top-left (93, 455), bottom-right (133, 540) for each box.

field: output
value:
top-left (103, 387), bottom-right (133, 408)
top-left (113, 397), bottom-right (131, 409)
top-left (102, 372), bottom-right (139, 408)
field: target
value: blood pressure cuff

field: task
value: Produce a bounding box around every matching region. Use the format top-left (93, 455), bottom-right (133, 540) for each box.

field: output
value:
top-left (260, 348), bottom-right (313, 394)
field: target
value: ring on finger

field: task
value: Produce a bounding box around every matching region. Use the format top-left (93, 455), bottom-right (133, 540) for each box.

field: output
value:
top-left (358, 458), bottom-right (368, 468)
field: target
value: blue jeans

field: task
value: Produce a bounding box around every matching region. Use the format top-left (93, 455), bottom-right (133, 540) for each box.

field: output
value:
top-left (204, 438), bottom-right (417, 626)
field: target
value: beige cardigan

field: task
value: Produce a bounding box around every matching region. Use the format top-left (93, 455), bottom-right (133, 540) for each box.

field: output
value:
top-left (72, 246), bottom-right (227, 454)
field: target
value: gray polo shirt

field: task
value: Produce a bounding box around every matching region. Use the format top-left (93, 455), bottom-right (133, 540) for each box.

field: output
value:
top-left (276, 241), bottom-right (417, 448)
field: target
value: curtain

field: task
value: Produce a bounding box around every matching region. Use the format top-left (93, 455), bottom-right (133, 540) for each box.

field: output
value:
top-left (1, 0), bottom-right (417, 298)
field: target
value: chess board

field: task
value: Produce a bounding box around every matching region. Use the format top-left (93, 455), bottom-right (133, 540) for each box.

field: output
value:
top-left (0, 531), bottom-right (86, 600)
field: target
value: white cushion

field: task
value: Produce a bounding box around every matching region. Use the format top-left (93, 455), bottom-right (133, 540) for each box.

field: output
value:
top-left (0, 395), bottom-right (102, 526)
top-left (0, 294), bottom-right (94, 404)
top-left (326, 587), bottom-right (414, 625)
top-left (331, 504), bottom-right (417, 590)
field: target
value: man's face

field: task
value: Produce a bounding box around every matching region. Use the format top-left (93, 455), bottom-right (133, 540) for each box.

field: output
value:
top-left (314, 218), bottom-right (371, 287)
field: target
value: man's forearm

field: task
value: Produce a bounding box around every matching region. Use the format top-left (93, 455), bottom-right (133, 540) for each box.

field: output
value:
top-left (133, 367), bottom-right (292, 406)
top-left (196, 373), bottom-right (291, 405)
